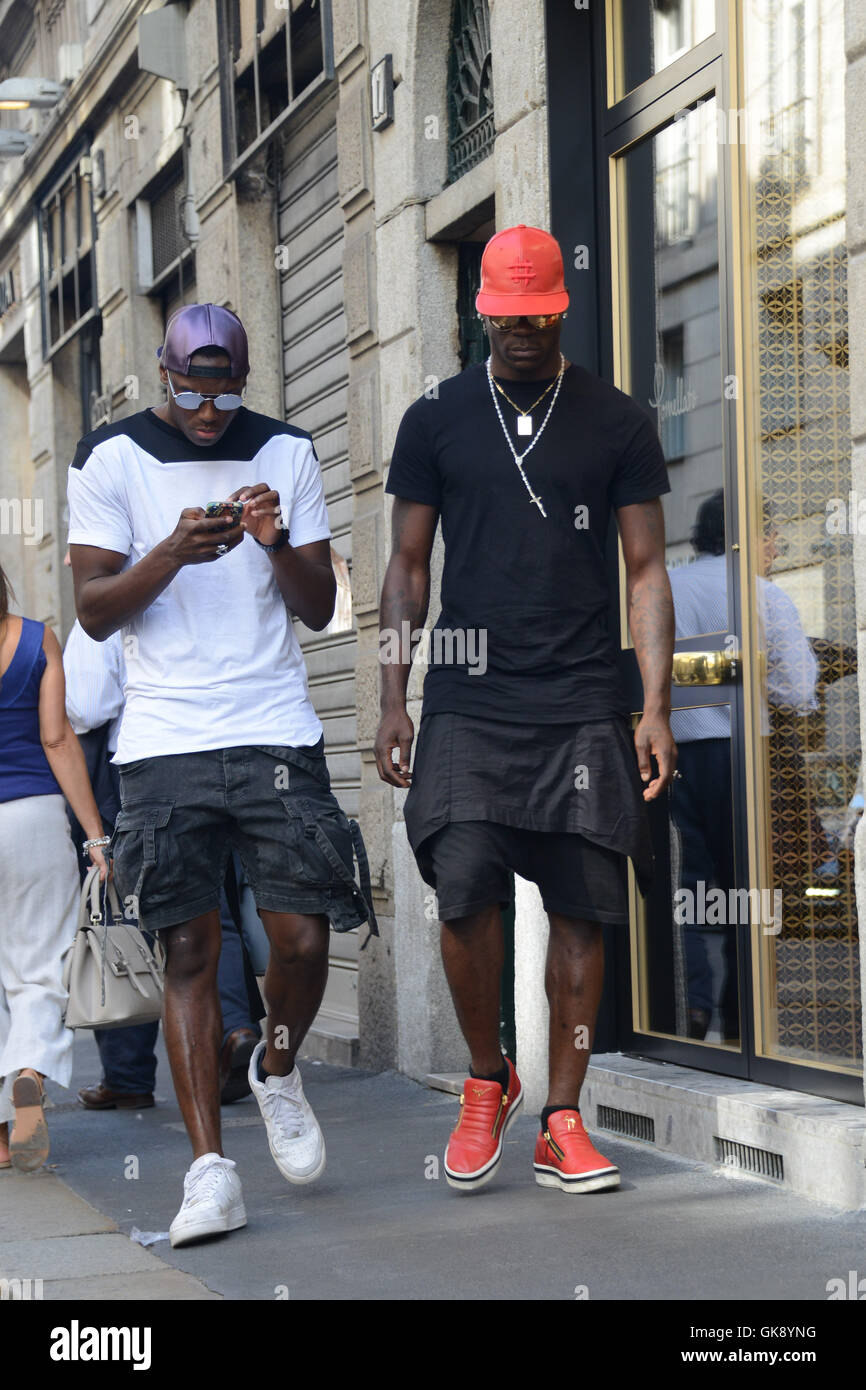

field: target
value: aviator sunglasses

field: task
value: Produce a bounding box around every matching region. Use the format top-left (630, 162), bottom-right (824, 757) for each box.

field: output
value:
top-left (166, 371), bottom-right (246, 411)
top-left (481, 312), bottom-right (567, 330)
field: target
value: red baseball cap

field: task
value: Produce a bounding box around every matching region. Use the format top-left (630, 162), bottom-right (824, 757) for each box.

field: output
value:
top-left (475, 224), bottom-right (569, 316)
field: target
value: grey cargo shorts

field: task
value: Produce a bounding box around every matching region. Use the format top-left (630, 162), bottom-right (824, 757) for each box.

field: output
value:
top-left (110, 739), bottom-right (378, 937)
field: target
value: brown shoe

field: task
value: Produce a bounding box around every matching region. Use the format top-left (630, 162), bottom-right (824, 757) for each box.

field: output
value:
top-left (77, 1081), bottom-right (155, 1110)
top-left (10, 1072), bottom-right (49, 1172)
top-left (220, 1028), bottom-right (259, 1105)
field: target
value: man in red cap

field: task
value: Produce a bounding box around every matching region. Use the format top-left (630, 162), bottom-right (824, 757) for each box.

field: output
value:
top-left (67, 303), bottom-right (377, 1245)
top-left (375, 225), bottom-right (676, 1194)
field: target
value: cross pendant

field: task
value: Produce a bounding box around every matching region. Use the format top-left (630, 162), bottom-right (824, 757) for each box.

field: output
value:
top-left (530, 493), bottom-right (547, 518)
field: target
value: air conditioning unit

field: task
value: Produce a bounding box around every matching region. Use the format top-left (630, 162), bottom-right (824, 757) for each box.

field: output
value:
top-left (58, 44), bottom-right (84, 84)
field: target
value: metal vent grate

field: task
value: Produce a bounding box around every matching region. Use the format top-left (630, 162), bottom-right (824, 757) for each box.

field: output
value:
top-left (151, 177), bottom-right (185, 278)
top-left (714, 1137), bottom-right (784, 1182)
top-left (597, 1105), bottom-right (655, 1144)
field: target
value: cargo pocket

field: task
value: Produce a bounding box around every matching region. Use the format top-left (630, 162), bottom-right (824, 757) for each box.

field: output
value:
top-left (277, 794), bottom-right (379, 938)
top-left (111, 801), bottom-right (180, 921)
top-left (277, 793), bottom-right (355, 888)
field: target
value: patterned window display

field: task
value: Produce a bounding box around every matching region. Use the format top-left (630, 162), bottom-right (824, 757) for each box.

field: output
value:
top-left (744, 0), bottom-right (860, 1072)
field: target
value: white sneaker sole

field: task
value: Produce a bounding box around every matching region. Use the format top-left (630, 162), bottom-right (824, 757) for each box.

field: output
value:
top-left (444, 1088), bottom-right (524, 1192)
top-left (169, 1201), bottom-right (247, 1247)
top-left (270, 1137), bottom-right (326, 1186)
top-left (533, 1163), bottom-right (620, 1194)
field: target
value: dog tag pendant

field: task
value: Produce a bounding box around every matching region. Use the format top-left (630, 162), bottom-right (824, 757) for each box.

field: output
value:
top-left (517, 415), bottom-right (533, 436)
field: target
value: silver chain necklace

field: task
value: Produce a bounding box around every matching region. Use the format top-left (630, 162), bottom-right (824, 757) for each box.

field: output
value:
top-left (486, 354), bottom-right (566, 518)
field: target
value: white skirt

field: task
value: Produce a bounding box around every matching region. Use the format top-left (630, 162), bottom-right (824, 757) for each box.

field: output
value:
top-left (0, 793), bottom-right (78, 1122)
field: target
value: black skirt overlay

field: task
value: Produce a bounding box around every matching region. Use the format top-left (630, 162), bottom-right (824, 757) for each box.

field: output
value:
top-left (403, 711), bottom-right (655, 896)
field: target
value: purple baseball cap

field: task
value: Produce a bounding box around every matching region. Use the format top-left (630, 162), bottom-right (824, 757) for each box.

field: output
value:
top-left (157, 302), bottom-right (250, 379)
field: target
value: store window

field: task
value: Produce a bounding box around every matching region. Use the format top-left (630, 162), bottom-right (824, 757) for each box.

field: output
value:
top-left (608, 0), bottom-right (715, 103)
top-left (742, 0), bottom-right (861, 1075)
top-left (218, 0), bottom-right (333, 174)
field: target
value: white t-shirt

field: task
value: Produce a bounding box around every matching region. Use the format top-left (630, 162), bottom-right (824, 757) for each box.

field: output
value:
top-left (67, 407), bottom-right (330, 763)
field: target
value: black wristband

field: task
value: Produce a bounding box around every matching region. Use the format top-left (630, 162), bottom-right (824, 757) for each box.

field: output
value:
top-left (254, 528), bottom-right (289, 553)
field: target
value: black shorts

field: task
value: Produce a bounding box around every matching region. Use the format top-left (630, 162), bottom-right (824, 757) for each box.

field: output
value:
top-left (110, 740), bottom-right (373, 935)
top-left (415, 820), bottom-right (629, 925)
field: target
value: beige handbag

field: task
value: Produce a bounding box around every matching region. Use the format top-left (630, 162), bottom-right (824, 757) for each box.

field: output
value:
top-left (63, 866), bottom-right (165, 1030)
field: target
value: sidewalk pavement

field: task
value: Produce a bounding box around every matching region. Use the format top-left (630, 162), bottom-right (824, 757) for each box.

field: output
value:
top-left (2, 1029), bottom-right (866, 1301)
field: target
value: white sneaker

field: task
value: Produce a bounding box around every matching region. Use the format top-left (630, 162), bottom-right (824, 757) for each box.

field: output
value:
top-left (248, 1041), bottom-right (326, 1184)
top-left (169, 1153), bottom-right (246, 1248)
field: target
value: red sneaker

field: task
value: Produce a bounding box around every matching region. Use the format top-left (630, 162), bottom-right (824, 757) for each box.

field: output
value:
top-left (534, 1110), bottom-right (620, 1193)
top-left (444, 1058), bottom-right (523, 1191)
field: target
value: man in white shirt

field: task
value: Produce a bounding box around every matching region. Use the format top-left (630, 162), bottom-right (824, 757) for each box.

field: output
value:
top-left (61, 593), bottom-right (265, 1109)
top-left (67, 304), bottom-right (376, 1246)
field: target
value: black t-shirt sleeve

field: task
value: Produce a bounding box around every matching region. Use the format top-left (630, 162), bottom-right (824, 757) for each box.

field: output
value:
top-left (609, 403), bottom-right (671, 509)
top-left (385, 398), bottom-right (441, 508)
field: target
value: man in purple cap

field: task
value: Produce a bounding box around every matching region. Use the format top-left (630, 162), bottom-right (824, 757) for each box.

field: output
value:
top-left (67, 303), bottom-right (377, 1246)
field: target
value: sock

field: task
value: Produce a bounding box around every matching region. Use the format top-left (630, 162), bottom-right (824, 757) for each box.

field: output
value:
top-left (469, 1061), bottom-right (509, 1092)
top-left (541, 1104), bottom-right (579, 1133)
top-left (256, 1051), bottom-right (270, 1084)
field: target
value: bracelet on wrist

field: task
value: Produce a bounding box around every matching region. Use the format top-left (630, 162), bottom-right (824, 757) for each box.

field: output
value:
top-left (82, 835), bottom-right (111, 855)
top-left (254, 528), bottom-right (289, 553)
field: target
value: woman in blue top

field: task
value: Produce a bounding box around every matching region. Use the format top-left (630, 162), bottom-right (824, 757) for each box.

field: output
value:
top-left (0, 563), bottom-right (108, 1172)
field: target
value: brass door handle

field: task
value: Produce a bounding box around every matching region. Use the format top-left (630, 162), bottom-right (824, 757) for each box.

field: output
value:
top-left (671, 650), bottom-right (740, 686)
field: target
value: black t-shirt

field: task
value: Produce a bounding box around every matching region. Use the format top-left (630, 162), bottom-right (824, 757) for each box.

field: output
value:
top-left (384, 362), bottom-right (670, 722)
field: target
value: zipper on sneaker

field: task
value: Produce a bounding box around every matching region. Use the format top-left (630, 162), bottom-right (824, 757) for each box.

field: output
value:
top-left (544, 1129), bottom-right (566, 1162)
top-left (491, 1091), bottom-right (509, 1137)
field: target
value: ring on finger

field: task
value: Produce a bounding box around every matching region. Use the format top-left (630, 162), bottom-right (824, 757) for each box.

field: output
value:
top-left (215, 543), bottom-right (229, 557)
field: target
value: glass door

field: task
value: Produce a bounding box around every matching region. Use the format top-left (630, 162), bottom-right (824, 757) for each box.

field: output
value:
top-left (600, 0), bottom-right (861, 1101)
top-left (607, 66), bottom-right (749, 1075)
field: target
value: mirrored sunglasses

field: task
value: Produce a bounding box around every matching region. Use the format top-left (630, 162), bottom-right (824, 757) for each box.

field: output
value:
top-left (484, 312), bottom-right (566, 330)
top-left (166, 372), bottom-right (245, 412)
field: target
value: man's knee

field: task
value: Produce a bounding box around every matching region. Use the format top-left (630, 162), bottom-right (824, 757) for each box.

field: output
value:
top-left (264, 912), bottom-right (329, 967)
top-left (163, 914), bottom-right (222, 984)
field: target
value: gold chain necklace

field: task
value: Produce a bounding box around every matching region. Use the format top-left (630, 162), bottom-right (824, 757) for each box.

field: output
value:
top-left (491, 372), bottom-right (559, 437)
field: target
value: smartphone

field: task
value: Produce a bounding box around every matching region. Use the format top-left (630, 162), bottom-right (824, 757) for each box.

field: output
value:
top-left (204, 501), bottom-right (244, 525)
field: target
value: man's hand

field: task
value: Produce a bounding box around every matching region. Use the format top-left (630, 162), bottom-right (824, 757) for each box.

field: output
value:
top-left (374, 706), bottom-right (415, 787)
top-left (164, 508), bottom-right (245, 566)
top-left (634, 712), bottom-right (677, 800)
top-left (228, 483), bottom-right (283, 546)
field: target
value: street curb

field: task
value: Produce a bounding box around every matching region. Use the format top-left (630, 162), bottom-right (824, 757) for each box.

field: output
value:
top-left (0, 1167), bottom-right (221, 1301)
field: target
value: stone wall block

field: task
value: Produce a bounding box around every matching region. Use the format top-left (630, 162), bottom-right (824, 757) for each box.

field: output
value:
top-left (337, 80), bottom-right (371, 205)
top-left (347, 368), bottom-right (381, 480)
top-left (343, 229), bottom-right (374, 342)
